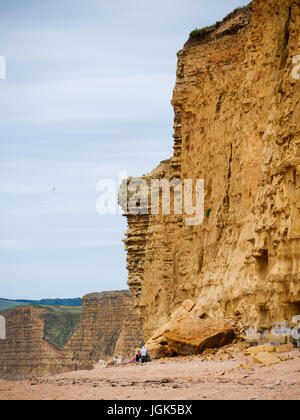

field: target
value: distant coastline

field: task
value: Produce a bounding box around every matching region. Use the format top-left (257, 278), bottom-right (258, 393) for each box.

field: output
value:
top-left (0, 298), bottom-right (82, 311)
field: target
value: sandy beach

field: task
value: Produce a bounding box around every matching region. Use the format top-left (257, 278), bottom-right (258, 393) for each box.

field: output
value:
top-left (1, 349), bottom-right (299, 400)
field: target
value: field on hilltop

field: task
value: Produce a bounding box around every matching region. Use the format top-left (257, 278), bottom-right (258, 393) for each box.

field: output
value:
top-left (0, 303), bottom-right (82, 351)
top-left (0, 298), bottom-right (81, 311)
top-left (38, 305), bottom-right (82, 350)
top-left (0, 299), bottom-right (29, 311)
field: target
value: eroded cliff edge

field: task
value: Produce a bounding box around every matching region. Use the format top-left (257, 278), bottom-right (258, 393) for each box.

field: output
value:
top-left (120, 0), bottom-right (300, 344)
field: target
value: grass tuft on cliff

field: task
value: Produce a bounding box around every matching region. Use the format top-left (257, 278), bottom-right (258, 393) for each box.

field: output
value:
top-left (38, 305), bottom-right (82, 350)
top-left (189, 2), bottom-right (252, 40)
top-left (189, 25), bottom-right (216, 39)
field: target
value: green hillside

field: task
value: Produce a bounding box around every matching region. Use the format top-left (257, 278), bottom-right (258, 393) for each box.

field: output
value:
top-left (38, 305), bottom-right (82, 350)
top-left (0, 303), bottom-right (82, 350)
top-left (0, 299), bottom-right (30, 311)
top-left (0, 297), bottom-right (81, 311)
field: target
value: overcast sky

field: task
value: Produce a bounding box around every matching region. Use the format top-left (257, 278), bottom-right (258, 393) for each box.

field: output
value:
top-left (0, 0), bottom-right (249, 299)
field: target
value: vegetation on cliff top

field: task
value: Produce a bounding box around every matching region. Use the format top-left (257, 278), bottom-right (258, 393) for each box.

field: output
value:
top-left (0, 297), bottom-right (82, 311)
top-left (189, 2), bottom-right (252, 40)
top-left (189, 25), bottom-right (216, 39)
top-left (0, 302), bottom-right (82, 350)
top-left (38, 305), bottom-right (82, 350)
top-left (0, 299), bottom-right (29, 311)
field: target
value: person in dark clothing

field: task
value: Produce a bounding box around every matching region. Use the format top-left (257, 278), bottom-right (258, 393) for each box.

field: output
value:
top-left (135, 349), bottom-right (141, 362)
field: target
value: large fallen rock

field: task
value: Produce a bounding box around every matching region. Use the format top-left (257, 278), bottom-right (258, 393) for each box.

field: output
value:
top-left (275, 343), bottom-right (294, 353)
top-left (145, 301), bottom-right (234, 359)
top-left (245, 345), bottom-right (275, 356)
top-left (245, 343), bottom-right (294, 358)
top-left (253, 352), bottom-right (281, 366)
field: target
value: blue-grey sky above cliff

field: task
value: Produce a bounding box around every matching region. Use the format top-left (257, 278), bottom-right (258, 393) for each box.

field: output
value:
top-left (0, 0), bottom-right (249, 299)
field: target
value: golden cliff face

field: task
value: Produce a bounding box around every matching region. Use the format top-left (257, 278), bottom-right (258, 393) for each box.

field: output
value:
top-left (63, 291), bottom-right (144, 371)
top-left (121, 0), bottom-right (300, 342)
top-left (0, 306), bottom-right (62, 379)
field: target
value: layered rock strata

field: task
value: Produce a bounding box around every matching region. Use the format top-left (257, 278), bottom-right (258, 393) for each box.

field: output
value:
top-left (62, 291), bottom-right (144, 371)
top-left (120, 0), bottom-right (300, 344)
top-left (0, 306), bottom-right (62, 379)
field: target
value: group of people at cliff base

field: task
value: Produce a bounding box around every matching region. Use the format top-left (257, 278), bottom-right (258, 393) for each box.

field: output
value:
top-left (135, 346), bottom-right (150, 363)
top-left (124, 346), bottom-right (150, 365)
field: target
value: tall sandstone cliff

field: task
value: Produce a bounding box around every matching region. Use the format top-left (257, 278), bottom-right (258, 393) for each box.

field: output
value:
top-left (0, 306), bottom-right (62, 379)
top-left (62, 291), bottom-right (143, 371)
top-left (121, 0), bottom-right (300, 342)
top-left (0, 291), bottom-right (143, 378)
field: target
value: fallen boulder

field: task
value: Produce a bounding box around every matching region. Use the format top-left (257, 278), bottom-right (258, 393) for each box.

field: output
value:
top-left (253, 352), bottom-right (281, 366)
top-left (275, 343), bottom-right (294, 353)
top-left (245, 345), bottom-right (275, 356)
top-left (146, 301), bottom-right (234, 359)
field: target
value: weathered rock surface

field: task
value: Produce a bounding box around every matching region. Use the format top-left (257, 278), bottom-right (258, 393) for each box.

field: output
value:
top-left (120, 0), bottom-right (300, 344)
top-left (62, 291), bottom-right (144, 371)
top-left (275, 343), bottom-right (294, 353)
top-left (0, 306), bottom-right (62, 379)
top-left (253, 352), bottom-right (281, 366)
top-left (245, 345), bottom-right (275, 356)
top-left (145, 301), bottom-right (234, 358)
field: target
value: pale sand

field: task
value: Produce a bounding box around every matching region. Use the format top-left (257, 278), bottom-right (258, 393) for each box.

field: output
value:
top-left (0, 350), bottom-right (299, 400)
